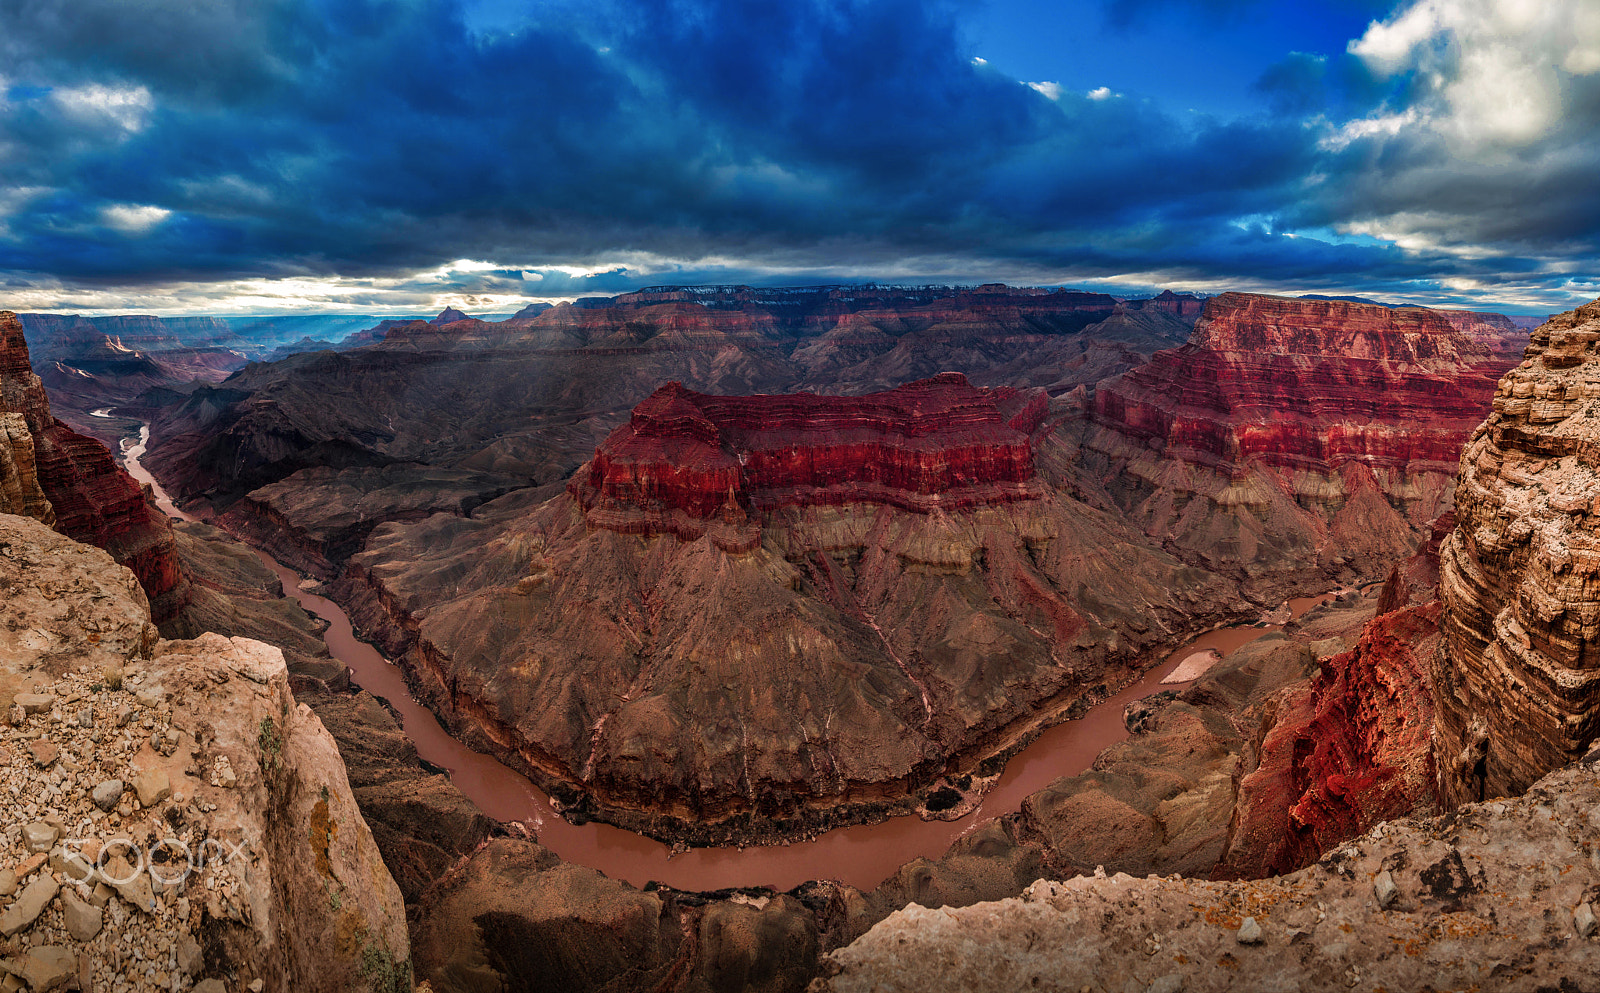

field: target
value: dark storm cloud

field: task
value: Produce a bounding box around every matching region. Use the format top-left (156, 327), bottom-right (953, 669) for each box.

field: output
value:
top-left (0, 0), bottom-right (1595, 309)
top-left (1255, 53), bottom-right (1330, 116)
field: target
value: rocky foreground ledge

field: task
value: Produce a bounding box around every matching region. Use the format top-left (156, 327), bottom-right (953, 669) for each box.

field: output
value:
top-left (0, 513), bottom-right (408, 991)
top-left (812, 750), bottom-right (1600, 992)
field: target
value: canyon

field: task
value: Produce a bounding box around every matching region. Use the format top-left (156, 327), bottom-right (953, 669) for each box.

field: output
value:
top-left (338, 369), bottom-right (1244, 842)
top-left (138, 285), bottom-right (1195, 513)
top-left (8, 285), bottom-right (1593, 991)
top-left (818, 296), bottom-right (1600, 988)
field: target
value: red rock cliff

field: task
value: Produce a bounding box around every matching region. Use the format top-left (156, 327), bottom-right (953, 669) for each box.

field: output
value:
top-left (572, 373), bottom-right (1047, 550)
top-left (1063, 292), bottom-right (1517, 594)
top-left (0, 311), bottom-right (190, 624)
top-left (1116, 293), bottom-right (1504, 471)
top-left (1215, 530), bottom-right (1446, 878)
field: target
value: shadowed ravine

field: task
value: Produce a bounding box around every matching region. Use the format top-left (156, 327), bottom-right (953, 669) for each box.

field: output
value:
top-left (120, 420), bottom-right (1326, 892)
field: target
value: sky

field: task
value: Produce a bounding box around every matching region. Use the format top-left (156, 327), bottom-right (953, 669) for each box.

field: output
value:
top-left (1, 0), bottom-right (1598, 316)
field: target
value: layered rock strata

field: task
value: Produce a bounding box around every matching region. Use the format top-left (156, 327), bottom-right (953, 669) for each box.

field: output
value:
top-left (140, 284), bottom-right (1192, 513)
top-left (1437, 307), bottom-right (1532, 362)
top-left (0, 512), bottom-right (409, 990)
top-left (218, 464), bottom-right (524, 580)
top-left (0, 312), bottom-right (191, 625)
top-left (1064, 292), bottom-right (1518, 597)
top-left (1436, 297), bottom-right (1600, 804)
top-left (573, 373), bottom-right (1046, 551)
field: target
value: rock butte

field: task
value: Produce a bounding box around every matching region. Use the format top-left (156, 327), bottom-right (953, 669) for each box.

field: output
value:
top-left (573, 372), bottom-right (1048, 552)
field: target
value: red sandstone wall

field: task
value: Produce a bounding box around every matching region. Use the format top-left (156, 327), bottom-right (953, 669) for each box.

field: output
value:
top-left (573, 373), bottom-right (1047, 545)
top-left (1093, 293), bottom-right (1512, 474)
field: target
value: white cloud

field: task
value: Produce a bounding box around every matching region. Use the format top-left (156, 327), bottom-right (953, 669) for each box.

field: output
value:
top-left (51, 84), bottom-right (154, 133)
top-left (1337, 216), bottom-right (1487, 257)
top-left (1319, 109), bottom-right (1420, 151)
top-left (1087, 86), bottom-right (1113, 101)
top-left (101, 204), bottom-right (172, 233)
top-left (419, 259), bottom-right (506, 280)
top-left (1346, 0), bottom-right (1600, 147)
top-left (0, 186), bottom-right (49, 218)
top-left (1027, 81), bottom-right (1063, 101)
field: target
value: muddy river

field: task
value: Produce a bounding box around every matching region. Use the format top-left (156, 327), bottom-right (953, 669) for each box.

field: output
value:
top-left (121, 423), bottom-right (1326, 892)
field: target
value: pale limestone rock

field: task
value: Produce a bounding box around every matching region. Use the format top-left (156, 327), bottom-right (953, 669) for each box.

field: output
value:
top-left (0, 412), bottom-right (52, 526)
top-left (59, 888), bottom-right (101, 942)
top-left (0, 876), bottom-right (57, 936)
top-left (1436, 297), bottom-right (1600, 803)
top-left (1374, 869), bottom-right (1397, 909)
top-left (13, 694), bottom-right (54, 715)
top-left (19, 822), bottom-right (56, 853)
top-left (24, 740), bottom-right (55, 767)
top-left (132, 767), bottom-right (170, 807)
top-left (1577, 902), bottom-right (1597, 938)
top-left (102, 854), bottom-right (154, 914)
top-left (15, 946), bottom-right (74, 992)
top-left (0, 512), bottom-right (408, 987)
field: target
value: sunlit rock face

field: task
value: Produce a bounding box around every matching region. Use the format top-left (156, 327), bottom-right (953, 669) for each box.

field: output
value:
top-left (0, 311), bottom-right (192, 625)
top-left (1435, 297), bottom-right (1600, 805)
top-left (572, 373), bottom-right (1048, 552)
top-left (1063, 292), bottom-right (1518, 598)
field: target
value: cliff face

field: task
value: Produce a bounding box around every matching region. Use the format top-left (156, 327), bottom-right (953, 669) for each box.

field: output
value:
top-left (0, 311), bottom-right (191, 626)
top-left (573, 374), bottom-right (1046, 551)
top-left (1437, 307), bottom-right (1532, 361)
top-left (1062, 292), bottom-right (1516, 597)
top-left (1435, 297), bottom-right (1600, 805)
top-left (1215, 604), bottom-right (1438, 879)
